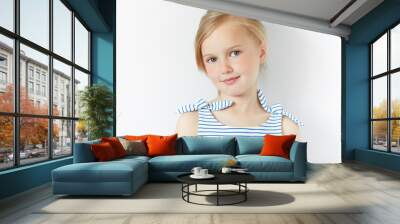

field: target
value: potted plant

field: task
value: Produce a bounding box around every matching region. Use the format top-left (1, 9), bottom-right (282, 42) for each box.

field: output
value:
top-left (79, 84), bottom-right (113, 140)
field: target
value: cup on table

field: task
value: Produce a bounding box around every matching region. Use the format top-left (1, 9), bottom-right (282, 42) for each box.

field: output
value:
top-left (221, 167), bottom-right (232, 173)
top-left (191, 167), bottom-right (202, 176)
top-left (199, 168), bottom-right (208, 176)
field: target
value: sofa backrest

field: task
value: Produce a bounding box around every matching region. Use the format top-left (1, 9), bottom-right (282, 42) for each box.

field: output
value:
top-left (235, 136), bottom-right (264, 155)
top-left (177, 136), bottom-right (236, 156)
top-left (73, 139), bottom-right (100, 163)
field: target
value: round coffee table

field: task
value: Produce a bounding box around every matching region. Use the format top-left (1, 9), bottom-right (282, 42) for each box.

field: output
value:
top-left (177, 172), bottom-right (255, 206)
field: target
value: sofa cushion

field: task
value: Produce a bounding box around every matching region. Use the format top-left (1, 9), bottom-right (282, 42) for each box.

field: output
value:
top-left (118, 138), bottom-right (148, 156)
top-left (101, 137), bottom-right (127, 158)
top-left (235, 136), bottom-right (264, 155)
top-left (177, 136), bottom-right (236, 155)
top-left (260, 134), bottom-right (296, 159)
top-left (147, 134), bottom-right (178, 157)
top-left (52, 158), bottom-right (147, 183)
top-left (148, 154), bottom-right (235, 172)
top-left (236, 155), bottom-right (293, 172)
top-left (91, 142), bottom-right (118, 161)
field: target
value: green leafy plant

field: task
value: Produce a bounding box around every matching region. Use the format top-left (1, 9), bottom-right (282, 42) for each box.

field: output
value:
top-left (79, 84), bottom-right (113, 140)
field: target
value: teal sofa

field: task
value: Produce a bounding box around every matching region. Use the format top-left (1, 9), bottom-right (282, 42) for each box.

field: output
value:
top-left (52, 136), bottom-right (307, 196)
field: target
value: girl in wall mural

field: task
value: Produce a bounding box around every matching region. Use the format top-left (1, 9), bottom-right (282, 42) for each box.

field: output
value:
top-left (176, 11), bottom-right (304, 138)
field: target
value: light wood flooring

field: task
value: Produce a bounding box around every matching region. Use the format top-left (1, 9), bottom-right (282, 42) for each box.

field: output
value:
top-left (1, 162), bottom-right (400, 224)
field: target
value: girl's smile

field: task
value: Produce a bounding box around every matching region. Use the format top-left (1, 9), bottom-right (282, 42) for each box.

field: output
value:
top-left (221, 75), bottom-right (241, 85)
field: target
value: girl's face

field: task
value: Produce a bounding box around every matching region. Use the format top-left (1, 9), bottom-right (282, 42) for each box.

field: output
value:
top-left (201, 20), bottom-right (266, 97)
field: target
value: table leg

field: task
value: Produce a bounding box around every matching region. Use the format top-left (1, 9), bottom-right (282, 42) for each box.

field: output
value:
top-left (217, 184), bottom-right (219, 206)
top-left (245, 183), bottom-right (247, 201)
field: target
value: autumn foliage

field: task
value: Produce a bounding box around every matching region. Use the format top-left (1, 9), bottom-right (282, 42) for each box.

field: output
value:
top-left (372, 99), bottom-right (400, 141)
top-left (0, 84), bottom-right (59, 150)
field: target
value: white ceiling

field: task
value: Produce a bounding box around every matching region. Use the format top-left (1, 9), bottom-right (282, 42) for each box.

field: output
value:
top-left (166, 0), bottom-right (384, 38)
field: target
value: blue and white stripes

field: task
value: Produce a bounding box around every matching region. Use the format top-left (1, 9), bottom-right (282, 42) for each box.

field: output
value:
top-left (177, 89), bottom-right (304, 136)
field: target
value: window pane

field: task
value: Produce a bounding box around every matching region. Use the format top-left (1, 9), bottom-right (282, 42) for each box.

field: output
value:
top-left (392, 72), bottom-right (400, 118)
top-left (20, 0), bottom-right (49, 49)
top-left (372, 121), bottom-right (388, 151)
top-left (53, 59), bottom-right (72, 117)
top-left (391, 120), bottom-right (400, 153)
top-left (0, 116), bottom-right (13, 170)
top-left (20, 117), bottom-right (49, 165)
top-left (391, 24), bottom-right (400, 70)
top-left (75, 18), bottom-right (89, 69)
top-left (372, 77), bottom-right (387, 119)
top-left (372, 33), bottom-right (387, 76)
top-left (0, 34), bottom-right (14, 112)
top-left (20, 44), bottom-right (49, 115)
top-left (75, 120), bottom-right (88, 143)
top-left (74, 69), bottom-right (89, 118)
top-left (53, 0), bottom-right (72, 60)
top-left (53, 119), bottom-right (72, 157)
top-left (0, 0), bottom-right (13, 31)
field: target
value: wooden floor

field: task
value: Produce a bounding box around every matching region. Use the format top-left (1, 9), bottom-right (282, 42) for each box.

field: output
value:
top-left (1, 162), bottom-right (400, 224)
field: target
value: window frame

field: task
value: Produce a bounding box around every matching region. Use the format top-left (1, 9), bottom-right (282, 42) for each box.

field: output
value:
top-left (370, 20), bottom-right (400, 154)
top-left (0, 0), bottom-right (92, 171)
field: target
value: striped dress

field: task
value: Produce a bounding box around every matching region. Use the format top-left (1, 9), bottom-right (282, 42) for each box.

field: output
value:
top-left (177, 89), bottom-right (304, 137)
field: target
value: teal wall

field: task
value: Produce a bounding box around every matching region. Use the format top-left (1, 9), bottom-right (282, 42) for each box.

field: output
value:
top-left (343, 0), bottom-right (400, 171)
top-left (0, 0), bottom-right (116, 200)
top-left (0, 158), bottom-right (72, 199)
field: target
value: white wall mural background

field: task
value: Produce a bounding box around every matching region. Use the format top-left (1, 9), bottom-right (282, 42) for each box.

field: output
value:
top-left (116, 0), bottom-right (341, 163)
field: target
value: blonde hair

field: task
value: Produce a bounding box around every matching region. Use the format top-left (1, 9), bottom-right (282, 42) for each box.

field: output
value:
top-left (195, 11), bottom-right (267, 74)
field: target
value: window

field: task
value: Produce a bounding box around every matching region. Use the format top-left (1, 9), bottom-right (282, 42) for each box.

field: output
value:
top-left (0, 55), bottom-right (7, 67)
top-left (53, 59), bottom-right (71, 117)
top-left (370, 23), bottom-right (400, 154)
top-left (0, 0), bottom-right (13, 32)
top-left (28, 81), bottom-right (34, 94)
top-left (29, 67), bottom-right (34, 80)
top-left (75, 18), bottom-right (89, 69)
top-left (20, 0), bottom-right (49, 49)
top-left (41, 73), bottom-right (46, 82)
top-left (0, 0), bottom-right (91, 170)
top-left (0, 71), bottom-right (6, 85)
top-left (35, 70), bottom-right (40, 81)
top-left (0, 54), bottom-right (7, 88)
top-left (53, 0), bottom-right (72, 60)
top-left (36, 83), bottom-right (40, 95)
top-left (42, 85), bottom-right (46, 97)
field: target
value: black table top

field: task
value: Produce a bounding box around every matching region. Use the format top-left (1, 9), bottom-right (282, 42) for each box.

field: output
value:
top-left (177, 172), bottom-right (255, 185)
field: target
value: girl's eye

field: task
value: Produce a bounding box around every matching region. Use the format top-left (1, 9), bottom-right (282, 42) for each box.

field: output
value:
top-left (231, 50), bottom-right (241, 57)
top-left (206, 57), bottom-right (217, 63)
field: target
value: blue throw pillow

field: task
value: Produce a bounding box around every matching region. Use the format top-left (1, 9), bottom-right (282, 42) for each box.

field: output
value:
top-left (177, 136), bottom-right (236, 155)
top-left (235, 136), bottom-right (264, 155)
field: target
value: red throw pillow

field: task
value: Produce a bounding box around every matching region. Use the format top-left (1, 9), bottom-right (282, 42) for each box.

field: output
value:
top-left (91, 142), bottom-right (117, 161)
top-left (101, 137), bottom-right (127, 158)
top-left (260, 134), bottom-right (296, 159)
top-left (146, 134), bottom-right (178, 157)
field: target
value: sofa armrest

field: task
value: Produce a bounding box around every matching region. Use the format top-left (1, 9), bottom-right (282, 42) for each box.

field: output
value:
top-left (289, 141), bottom-right (307, 181)
top-left (73, 140), bottom-right (100, 163)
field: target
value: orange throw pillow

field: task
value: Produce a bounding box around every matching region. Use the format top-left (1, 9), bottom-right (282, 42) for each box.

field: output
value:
top-left (91, 142), bottom-right (117, 161)
top-left (146, 134), bottom-right (178, 157)
top-left (101, 137), bottom-right (127, 158)
top-left (260, 134), bottom-right (296, 159)
top-left (124, 135), bottom-right (150, 141)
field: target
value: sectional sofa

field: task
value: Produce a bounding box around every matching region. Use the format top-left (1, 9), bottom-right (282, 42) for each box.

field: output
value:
top-left (52, 136), bottom-right (307, 196)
